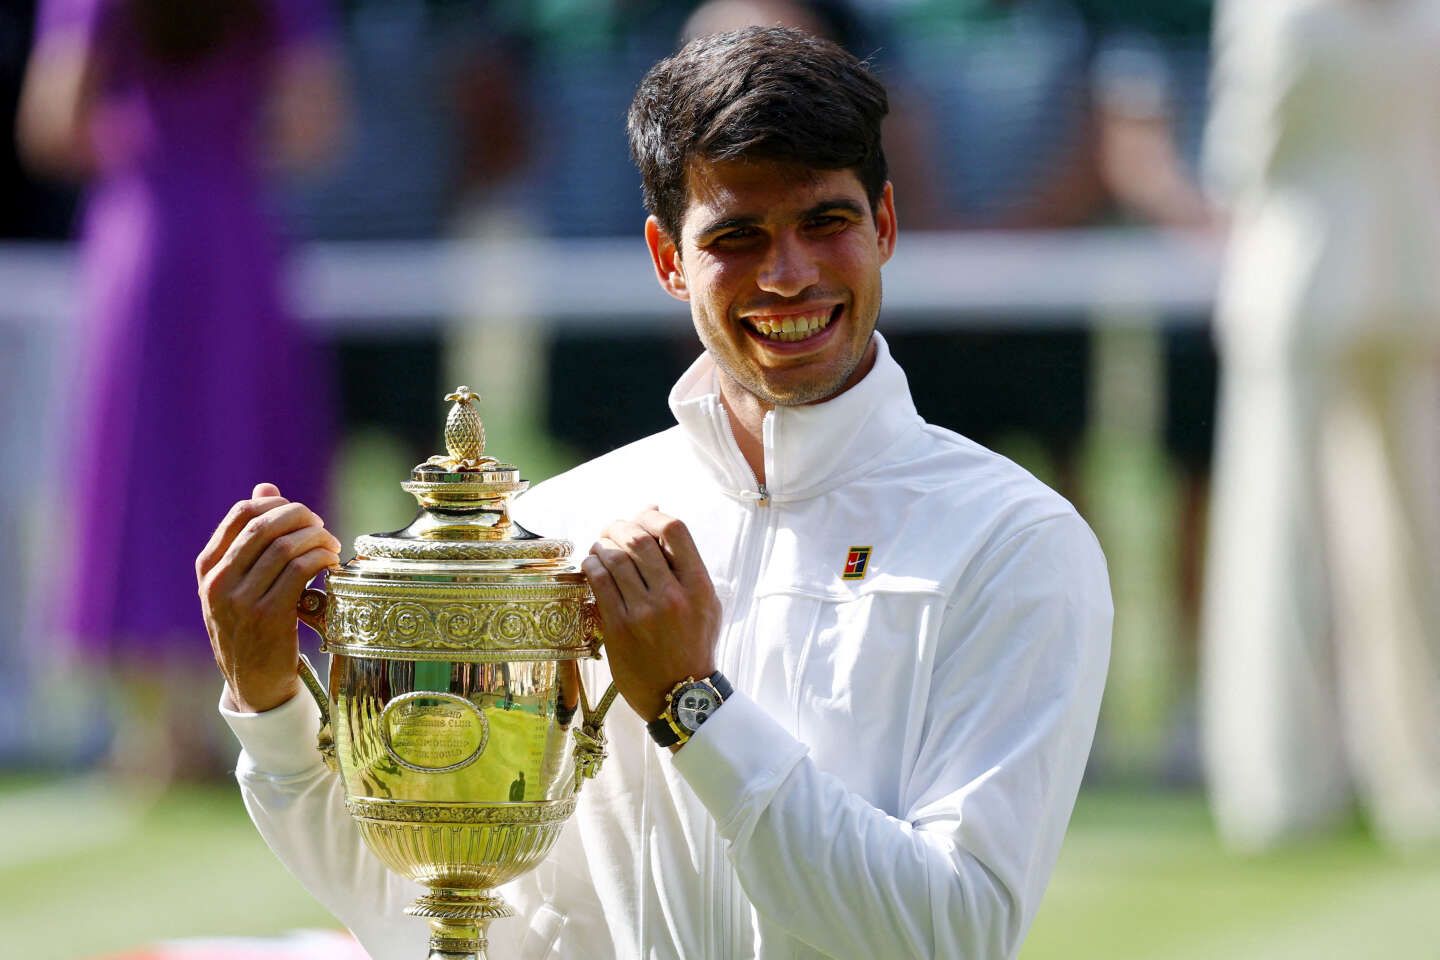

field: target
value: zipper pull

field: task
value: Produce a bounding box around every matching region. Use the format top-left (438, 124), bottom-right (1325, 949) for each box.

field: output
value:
top-left (741, 483), bottom-right (770, 506)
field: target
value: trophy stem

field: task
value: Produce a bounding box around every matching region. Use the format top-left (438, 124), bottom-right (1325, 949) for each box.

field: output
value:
top-left (424, 918), bottom-right (487, 960)
top-left (408, 889), bottom-right (514, 960)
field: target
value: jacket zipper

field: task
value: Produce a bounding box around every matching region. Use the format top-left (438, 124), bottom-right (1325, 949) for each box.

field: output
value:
top-left (712, 404), bottom-right (773, 955)
top-left (717, 495), bottom-right (768, 958)
top-left (718, 402), bottom-right (770, 506)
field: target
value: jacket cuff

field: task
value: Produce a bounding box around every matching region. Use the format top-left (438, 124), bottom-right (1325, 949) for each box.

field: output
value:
top-left (671, 691), bottom-right (807, 838)
top-left (219, 683), bottom-right (326, 777)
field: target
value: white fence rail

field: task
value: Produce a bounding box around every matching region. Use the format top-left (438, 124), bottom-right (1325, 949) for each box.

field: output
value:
top-left (0, 229), bottom-right (1221, 762)
top-left (0, 228), bottom-right (1220, 331)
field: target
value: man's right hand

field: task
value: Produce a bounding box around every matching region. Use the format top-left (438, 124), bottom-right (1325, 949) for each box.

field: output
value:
top-left (197, 482), bottom-right (342, 714)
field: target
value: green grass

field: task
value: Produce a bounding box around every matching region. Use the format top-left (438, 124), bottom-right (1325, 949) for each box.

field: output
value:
top-left (5, 778), bottom-right (1438, 959)
top-left (0, 777), bottom-right (335, 959)
top-left (1027, 791), bottom-right (1440, 959)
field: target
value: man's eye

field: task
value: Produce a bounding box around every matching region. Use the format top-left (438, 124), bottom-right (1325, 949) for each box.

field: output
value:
top-left (713, 228), bottom-right (759, 246)
top-left (806, 216), bottom-right (848, 235)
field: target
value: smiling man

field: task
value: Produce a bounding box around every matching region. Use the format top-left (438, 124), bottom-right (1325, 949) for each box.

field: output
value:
top-left (203, 26), bottom-right (1111, 960)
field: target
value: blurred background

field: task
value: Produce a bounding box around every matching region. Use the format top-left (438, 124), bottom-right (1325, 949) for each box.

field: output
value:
top-left (5, 0), bottom-right (1440, 956)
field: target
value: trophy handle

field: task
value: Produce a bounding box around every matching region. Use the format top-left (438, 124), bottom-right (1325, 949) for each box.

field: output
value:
top-left (296, 653), bottom-right (339, 774)
top-left (570, 596), bottom-right (616, 786)
top-left (297, 587), bottom-right (327, 638)
top-left (294, 600), bottom-right (340, 775)
top-left (572, 678), bottom-right (618, 789)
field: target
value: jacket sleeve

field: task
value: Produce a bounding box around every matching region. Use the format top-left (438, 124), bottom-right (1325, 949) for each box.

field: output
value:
top-left (222, 690), bottom-right (436, 959)
top-left (671, 512), bottom-right (1112, 959)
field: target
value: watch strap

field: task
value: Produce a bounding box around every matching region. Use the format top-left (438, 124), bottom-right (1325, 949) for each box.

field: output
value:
top-left (707, 671), bottom-right (734, 700)
top-left (646, 714), bottom-right (683, 747)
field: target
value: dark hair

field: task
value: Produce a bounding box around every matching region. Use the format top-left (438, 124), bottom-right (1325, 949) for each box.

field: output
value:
top-left (627, 25), bottom-right (889, 243)
top-left (126, 0), bottom-right (269, 68)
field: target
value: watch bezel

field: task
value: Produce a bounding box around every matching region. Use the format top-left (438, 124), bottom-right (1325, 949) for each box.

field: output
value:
top-left (671, 680), bottom-right (721, 733)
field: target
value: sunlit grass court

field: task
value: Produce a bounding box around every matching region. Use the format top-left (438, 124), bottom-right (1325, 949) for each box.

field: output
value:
top-left (5, 778), bottom-right (1438, 959)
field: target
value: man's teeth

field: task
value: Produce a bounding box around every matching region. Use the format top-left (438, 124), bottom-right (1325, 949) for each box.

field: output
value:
top-left (749, 311), bottom-right (833, 342)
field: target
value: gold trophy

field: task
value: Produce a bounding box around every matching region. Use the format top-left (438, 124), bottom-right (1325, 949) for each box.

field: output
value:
top-left (294, 386), bottom-right (616, 960)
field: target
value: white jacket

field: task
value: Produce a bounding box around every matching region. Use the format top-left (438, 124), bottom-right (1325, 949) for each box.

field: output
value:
top-left (223, 333), bottom-right (1112, 960)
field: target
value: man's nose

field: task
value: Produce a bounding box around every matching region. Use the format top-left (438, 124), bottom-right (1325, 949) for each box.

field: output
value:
top-left (756, 233), bottom-right (819, 297)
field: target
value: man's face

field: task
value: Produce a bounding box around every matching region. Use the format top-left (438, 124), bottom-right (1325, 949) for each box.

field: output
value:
top-left (646, 159), bottom-right (897, 408)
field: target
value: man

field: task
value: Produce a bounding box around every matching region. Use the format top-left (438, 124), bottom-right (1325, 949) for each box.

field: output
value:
top-left (198, 27), bottom-right (1111, 960)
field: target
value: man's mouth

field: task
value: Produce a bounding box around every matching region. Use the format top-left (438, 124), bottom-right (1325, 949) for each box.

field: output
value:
top-left (743, 305), bottom-right (840, 343)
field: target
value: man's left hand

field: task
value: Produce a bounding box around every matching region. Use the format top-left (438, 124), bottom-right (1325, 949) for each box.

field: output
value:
top-left (581, 508), bottom-right (720, 722)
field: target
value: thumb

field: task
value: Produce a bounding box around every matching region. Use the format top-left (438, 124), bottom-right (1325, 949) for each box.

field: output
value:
top-left (252, 482), bottom-right (282, 499)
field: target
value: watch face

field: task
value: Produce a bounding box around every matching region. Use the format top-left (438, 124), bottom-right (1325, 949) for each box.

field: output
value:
top-left (675, 684), bottom-right (720, 732)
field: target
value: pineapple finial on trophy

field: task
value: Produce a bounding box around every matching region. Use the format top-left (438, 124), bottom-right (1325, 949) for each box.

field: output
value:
top-left (403, 385), bottom-right (520, 515)
top-left (443, 386), bottom-right (487, 465)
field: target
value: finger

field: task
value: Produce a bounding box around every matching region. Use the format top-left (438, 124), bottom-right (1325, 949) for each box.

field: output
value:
top-left (635, 510), bottom-right (711, 587)
top-left (215, 502), bottom-right (325, 588)
top-left (257, 545), bottom-right (341, 614)
top-left (197, 494), bottom-right (291, 580)
top-left (237, 524), bottom-right (344, 602)
top-left (253, 482), bottom-right (282, 499)
top-left (588, 538), bottom-right (649, 610)
top-left (602, 520), bottom-right (674, 591)
top-left (581, 554), bottom-right (627, 621)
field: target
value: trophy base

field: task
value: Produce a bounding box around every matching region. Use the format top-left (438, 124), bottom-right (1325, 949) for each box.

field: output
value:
top-left (407, 889), bottom-right (515, 960)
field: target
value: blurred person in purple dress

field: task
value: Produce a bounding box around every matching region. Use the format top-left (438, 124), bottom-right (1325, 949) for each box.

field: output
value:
top-left (18, 0), bottom-right (344, 781)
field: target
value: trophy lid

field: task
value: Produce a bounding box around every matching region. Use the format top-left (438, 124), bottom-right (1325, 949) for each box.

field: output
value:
top-left (352, 386), bottom-right (572, 564)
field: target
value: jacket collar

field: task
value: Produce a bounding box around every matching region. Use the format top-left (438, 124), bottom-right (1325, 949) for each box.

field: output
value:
top-left (667, 332), bottom-right (924, 503)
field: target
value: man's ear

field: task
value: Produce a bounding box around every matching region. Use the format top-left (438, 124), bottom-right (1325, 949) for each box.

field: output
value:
top-left (875, 181), bottom-right (898, 266)
top-left (645, 215), bottom-right (689, 302)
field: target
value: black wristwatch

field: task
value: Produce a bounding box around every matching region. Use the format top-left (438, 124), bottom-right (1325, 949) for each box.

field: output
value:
top-left (647, 672), bottom-right (733, 748)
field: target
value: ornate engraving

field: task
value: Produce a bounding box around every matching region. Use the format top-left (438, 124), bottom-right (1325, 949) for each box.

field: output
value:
top-left (436, 604), bottom-right (481, 643)
top-left (428, 937), bottom-right (486, 953)
top-left (354, 811), bottom-right (570, 891)
top-left (322, 579), bottom-right (601, 661)
top-left (491, 604), bottom-right (533, 645)
top-left (380, 692), bottom-right (489, 774)
top-left (410, 892), bottom-right (514, 923)
top-left (355, 535), bottom-right (572, 562)
top-left (572, 726), bottom-right (607, 787)
top-left (351, 600), bottom-right (381, 642)
top-left (348, 796), bottom-right (577, 825)
top-left (538, 601), bottom-right (581, 644)
top-left (330, 579), bottom-right (590, 604)
top-left (385, 601), bottom-right (436, 645)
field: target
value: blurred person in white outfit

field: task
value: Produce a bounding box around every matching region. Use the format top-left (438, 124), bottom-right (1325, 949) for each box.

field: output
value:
top-left (1202, 0), bottom-right (1440, 850)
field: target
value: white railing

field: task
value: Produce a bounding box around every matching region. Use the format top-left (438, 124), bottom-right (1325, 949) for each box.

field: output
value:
top-left (0, 228), bottom-right (1220, 330)
top-left (0, 228), bottom-right (1221, 760)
